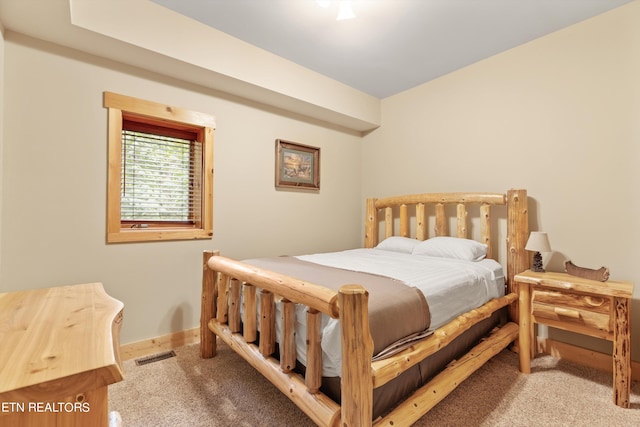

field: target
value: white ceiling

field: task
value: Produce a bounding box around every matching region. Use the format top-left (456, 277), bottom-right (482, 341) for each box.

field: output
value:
top-left (151, 0), bottom-right (633, 98)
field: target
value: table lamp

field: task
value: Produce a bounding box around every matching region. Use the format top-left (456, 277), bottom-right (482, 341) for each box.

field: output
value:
top-left (525, 232), bottom-right (551, 272)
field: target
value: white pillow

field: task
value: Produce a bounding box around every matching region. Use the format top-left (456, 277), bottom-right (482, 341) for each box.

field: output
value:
top-left (375, 236), bottom-right (419, 254)
top-left (411, 237), bottom-right (488, 261)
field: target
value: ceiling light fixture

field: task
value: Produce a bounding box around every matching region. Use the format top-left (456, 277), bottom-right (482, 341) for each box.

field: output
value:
top-left (336, 1), bottom-right (356, 20)
top-left (316, 0), bottom-right (356, 21)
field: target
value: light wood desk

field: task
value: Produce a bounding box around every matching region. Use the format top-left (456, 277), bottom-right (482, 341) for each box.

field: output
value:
top-left (0, 283), bottom-right (124, 426)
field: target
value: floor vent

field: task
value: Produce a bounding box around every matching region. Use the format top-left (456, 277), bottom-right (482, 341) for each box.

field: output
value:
top-left (135, 350), bottom-right (176, 366)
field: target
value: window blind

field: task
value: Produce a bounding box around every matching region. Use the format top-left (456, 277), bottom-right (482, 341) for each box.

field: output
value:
top-left (121, 129), bottom-right (202, 223)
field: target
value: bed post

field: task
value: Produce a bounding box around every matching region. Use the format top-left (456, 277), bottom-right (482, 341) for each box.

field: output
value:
top-left (201, 250), bottom-right (219, 358)
top-left (506, 189), bottom-right (529, 322)
top-left (364, 198), bottom-right (378, 248)
top-left (340, 284), bottom-right (374, 426)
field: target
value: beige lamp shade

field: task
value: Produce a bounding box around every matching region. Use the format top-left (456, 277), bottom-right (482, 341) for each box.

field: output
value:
top-left (525, 232), bottom-right (551, 253)
top-left (526, 232), bottom-right (551, 272)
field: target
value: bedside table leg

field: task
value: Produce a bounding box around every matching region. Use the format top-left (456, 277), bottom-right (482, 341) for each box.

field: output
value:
top-left (518, 282), bottom-right (531, 374)
top-left (613, 297), bottom-right (631, 408)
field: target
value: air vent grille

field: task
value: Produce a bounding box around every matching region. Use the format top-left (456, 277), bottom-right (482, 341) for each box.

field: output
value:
top-left (134, 350), bottom-right (176, 366)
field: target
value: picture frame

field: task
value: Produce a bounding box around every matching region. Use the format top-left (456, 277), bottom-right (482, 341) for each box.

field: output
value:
top-left (275, 139), bottom-right (320, 190)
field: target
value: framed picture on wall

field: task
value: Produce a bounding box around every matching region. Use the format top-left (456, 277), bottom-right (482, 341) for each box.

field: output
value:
top-left (275, 139), bottom-right (320, 190)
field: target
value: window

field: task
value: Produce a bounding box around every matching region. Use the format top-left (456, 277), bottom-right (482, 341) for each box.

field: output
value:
top-left (104, 92), bottom-right (214, 243)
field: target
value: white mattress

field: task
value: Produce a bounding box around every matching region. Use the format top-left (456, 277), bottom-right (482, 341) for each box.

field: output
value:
top-left (267, 248), bottom-right (505, 377)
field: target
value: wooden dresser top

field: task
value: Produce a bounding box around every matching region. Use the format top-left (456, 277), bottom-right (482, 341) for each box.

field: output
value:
top-left (0, 283), bottom-right (124, 400)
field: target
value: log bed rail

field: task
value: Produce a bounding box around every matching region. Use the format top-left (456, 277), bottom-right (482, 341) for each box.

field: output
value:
top-left (201, 189), bottom-right (529, 427)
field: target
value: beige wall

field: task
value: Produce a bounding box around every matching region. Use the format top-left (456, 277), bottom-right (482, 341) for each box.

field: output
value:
top-left (0, 24), bottom-right (4, 281)
top-left (362, 2), bottom-right (640, 359)
top-left (0, 34), bottom-right (363, 344)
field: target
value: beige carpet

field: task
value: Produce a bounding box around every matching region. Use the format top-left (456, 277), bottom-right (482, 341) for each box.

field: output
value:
top-left (109, 342), bottom-right (640, 426)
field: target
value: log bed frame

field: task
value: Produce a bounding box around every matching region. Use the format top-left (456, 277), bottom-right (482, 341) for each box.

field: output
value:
top-left (200, 189), bottom-right (529, 426)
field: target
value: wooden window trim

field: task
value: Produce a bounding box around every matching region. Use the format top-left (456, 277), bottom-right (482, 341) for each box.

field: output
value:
top-left (104, 92), bottom-right (214, 243)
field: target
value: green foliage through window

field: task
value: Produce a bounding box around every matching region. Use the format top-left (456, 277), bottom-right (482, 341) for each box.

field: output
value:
top-left (121, 130), bottom-right (202, 222)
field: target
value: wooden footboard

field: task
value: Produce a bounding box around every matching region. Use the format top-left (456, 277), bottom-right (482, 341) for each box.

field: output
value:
top-left (200, 189), bottom-right (529, 427)
top-left (201, 254), bottom-right (520, 427)
top-left (202, 251), bottom-right (344, 426)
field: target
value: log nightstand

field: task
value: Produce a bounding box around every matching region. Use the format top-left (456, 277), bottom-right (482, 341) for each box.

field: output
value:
top-left (516, 270), bottom-right (633, 408)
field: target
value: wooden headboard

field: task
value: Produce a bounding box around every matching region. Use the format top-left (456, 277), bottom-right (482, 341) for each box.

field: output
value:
top-left (364, 189), bottom-right (529, 319)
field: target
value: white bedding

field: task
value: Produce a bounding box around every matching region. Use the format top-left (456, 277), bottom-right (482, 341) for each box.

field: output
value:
top-left (267, 248), bottom-right (505, 377)
top-left (296, 248), bottom-right (505, 330)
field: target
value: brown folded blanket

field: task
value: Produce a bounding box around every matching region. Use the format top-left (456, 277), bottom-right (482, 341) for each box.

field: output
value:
top-left (244, 256), bottom-right (431, 357)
